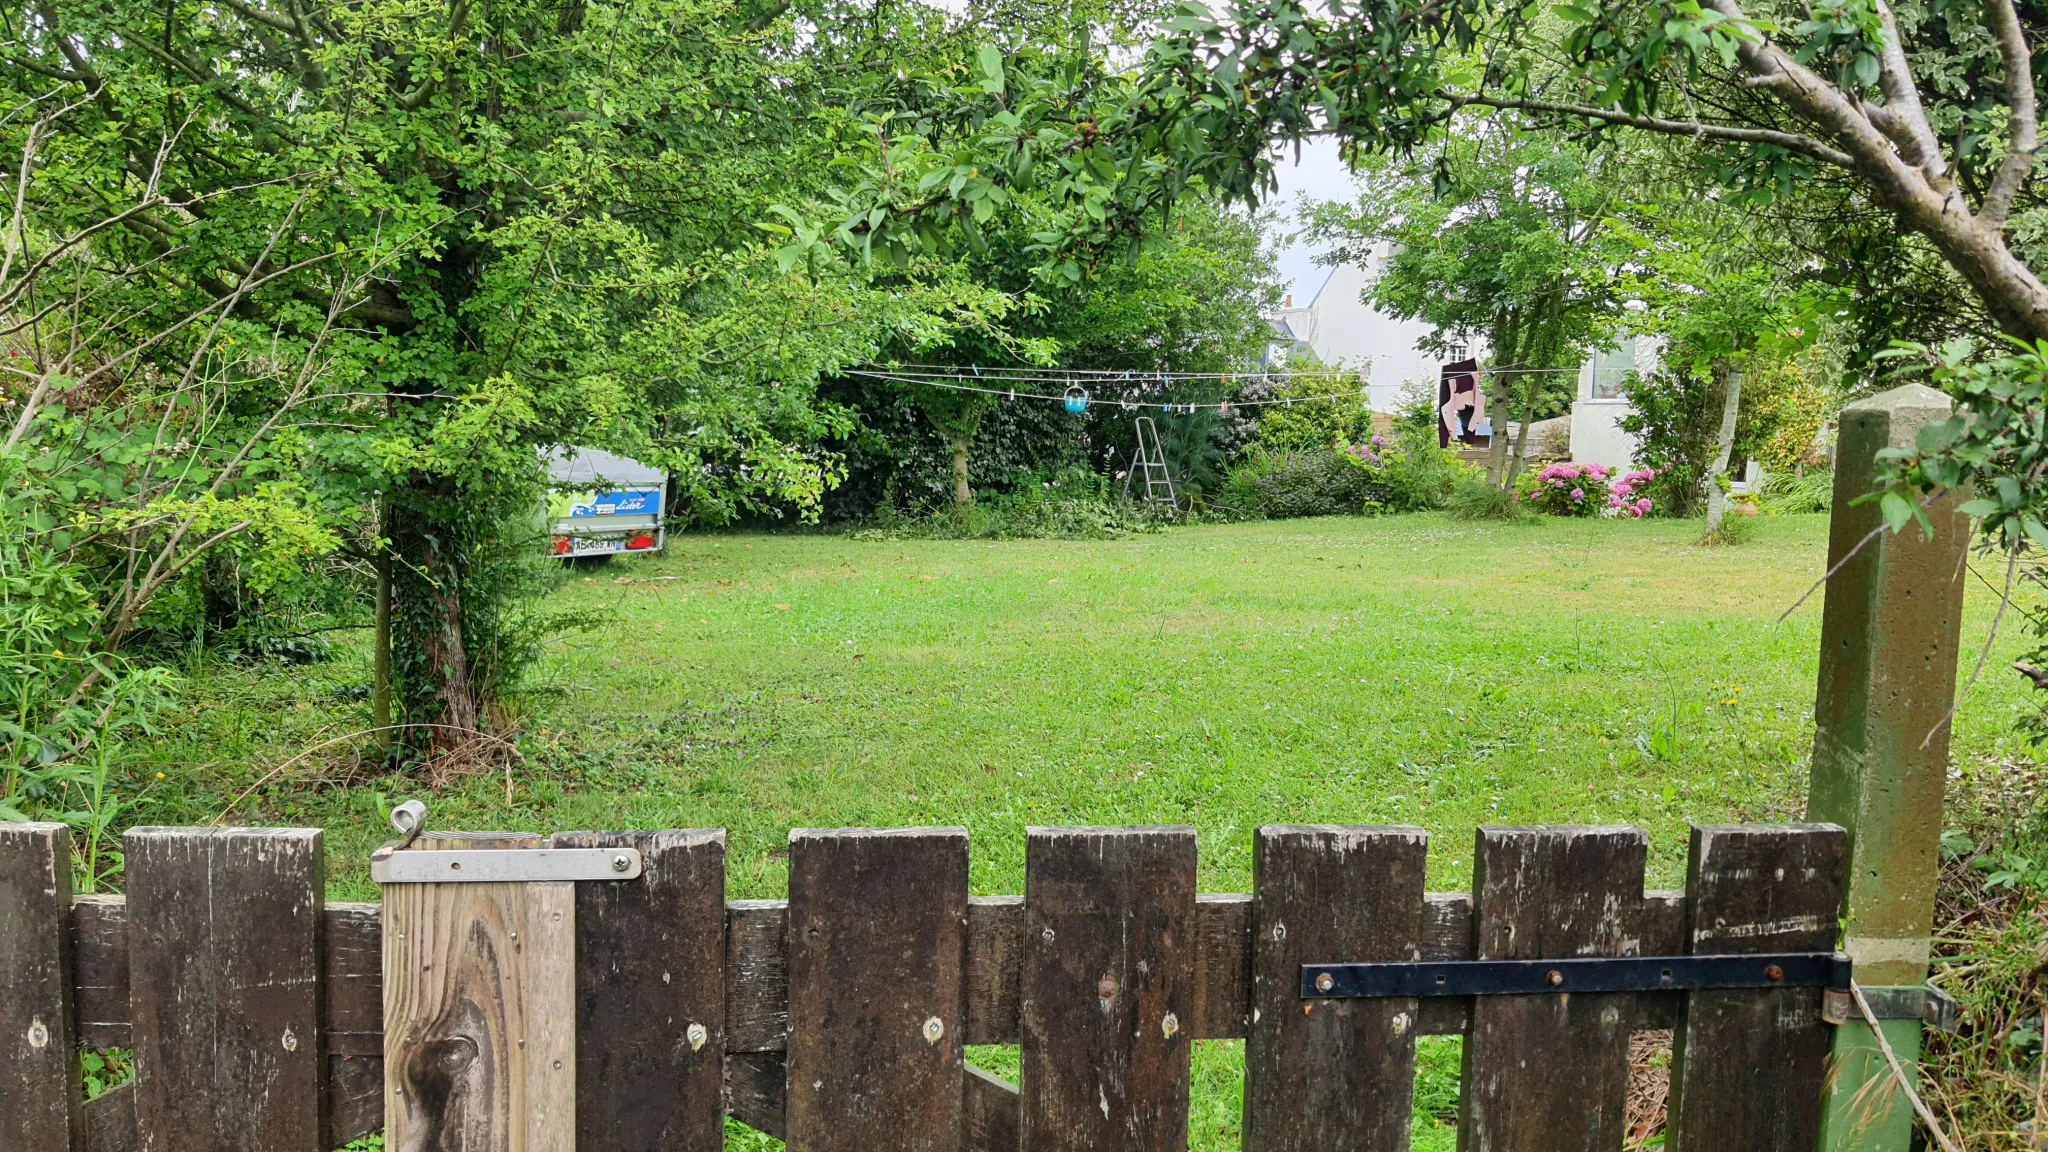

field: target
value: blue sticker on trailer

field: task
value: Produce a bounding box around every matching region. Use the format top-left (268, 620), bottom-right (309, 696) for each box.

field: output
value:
top-left (564, 490), bottom-right (660, 517)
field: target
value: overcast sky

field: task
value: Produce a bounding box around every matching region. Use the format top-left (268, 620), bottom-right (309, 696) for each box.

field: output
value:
top-left (1265, 137), bottom-right (1359, 308)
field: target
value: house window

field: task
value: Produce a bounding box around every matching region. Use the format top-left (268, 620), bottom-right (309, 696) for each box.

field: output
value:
top-left (1590, 340), bottom-right (1635, 399)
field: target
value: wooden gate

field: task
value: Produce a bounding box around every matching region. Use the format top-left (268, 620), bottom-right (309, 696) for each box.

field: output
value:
top-left (3, 818), bottom-right (1858, 1152)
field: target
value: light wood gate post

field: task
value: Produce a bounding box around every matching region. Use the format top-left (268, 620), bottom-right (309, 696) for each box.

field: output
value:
top-left (382, 832), bottom-right (577, 1152)
top-left (1806, 384), bottom-right (1970, 1151)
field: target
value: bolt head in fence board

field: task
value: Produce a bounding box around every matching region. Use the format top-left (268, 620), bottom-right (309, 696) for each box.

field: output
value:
top-left (125, 827), bottom-right (324, 1152)
top-left (1244, 826), bottom-right (1428, 1152)
top-left (1021, 826), bottom-right (1196, 1152)
top-left (1459, 825), bottom-right (1645, 1152)
top-left (786, 828), bottom-right (968, 1152)
top-left (1, 822), bottom-right (81, 1152)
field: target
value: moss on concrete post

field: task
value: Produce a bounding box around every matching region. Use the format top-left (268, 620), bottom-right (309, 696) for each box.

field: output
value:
top-left (1807, 383), bottom-right (1970, 1151)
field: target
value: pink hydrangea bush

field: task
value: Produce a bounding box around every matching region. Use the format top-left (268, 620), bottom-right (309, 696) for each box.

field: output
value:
top-left (1518, 462), bottom-right (1656, 518)
top-left (1520, 461), bottom-right (1610, 516)
top-left (1606, 468), bottom-right (1655, 519)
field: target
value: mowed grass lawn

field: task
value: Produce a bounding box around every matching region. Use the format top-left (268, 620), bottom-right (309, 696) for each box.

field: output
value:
top-left (162, 510), bottom-right (2035, 895)
top-left (145, 511), bottom-right (2032, 1150)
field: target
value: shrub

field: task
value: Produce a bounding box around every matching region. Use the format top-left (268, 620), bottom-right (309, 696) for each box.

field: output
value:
top-left (1605, 468), bottom-right (1658, 519)
top-left (1447, 474), bottom-right (1523, 520)
top-left (1234, 372), bottom-right (1374, 453)
top-left (1699, 507), bottom-right (1762, 545)
top-left (1620, 345), bottom-right (1839, 518)
top-left (849, 468), bottom-right (1180, 540)
top-left (1522, 461), bottom-right (1602, 517)
top-left (1377, 426), bottom-right (1473, 512)
top-left (1220, 447), bottom-right (1391, 518)
top-left (1757, 469), bottom-right (1833, 515)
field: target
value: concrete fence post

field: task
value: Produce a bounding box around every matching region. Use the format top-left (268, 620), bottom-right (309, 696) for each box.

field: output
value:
top-left (1807, 383), bottom-right (1970, 1151)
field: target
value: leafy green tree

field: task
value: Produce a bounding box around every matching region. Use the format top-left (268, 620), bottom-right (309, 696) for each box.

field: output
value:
top-left (848, 182), bottom-right (1280, 510)
top-left (1144, 0), bottom-right (2048, 342)
top-left (1608, 192), bottom-right (1828, 529)
top-left (4, 0), bottom-right (1031, 756)
top-left (1303, 128), bottom-right (1624, 490)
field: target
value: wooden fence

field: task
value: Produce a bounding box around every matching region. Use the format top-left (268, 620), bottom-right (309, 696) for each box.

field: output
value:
top-left (3, 819), bottom-right (1849, 1152)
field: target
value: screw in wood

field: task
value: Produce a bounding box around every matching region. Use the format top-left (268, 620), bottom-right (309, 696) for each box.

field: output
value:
top-left (1546, 970), bottom-right (1564, 987)
top-left (923, 1017), bottom-right (945, 1045)
top-left (688, 1023), bottom-right (708, 1052)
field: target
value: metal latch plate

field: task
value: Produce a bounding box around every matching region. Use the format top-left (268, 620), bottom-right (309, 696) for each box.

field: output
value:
top-left (371, 847), bottom-right (643, 884)
top-left (1821, 984), bottom-right (1960, 1033)
top-left (1303, 953), bottom-right (1851, 999)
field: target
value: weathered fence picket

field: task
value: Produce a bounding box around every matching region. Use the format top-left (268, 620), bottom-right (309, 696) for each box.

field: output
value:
top-left (1669, 824), bottom-right (1847, 1151)
top-left (1462, 826), bottom-right (1646, 1152)
top-left (557, 829), bottom-right (727, 1152)
top-left (127, 827), bottom-right (325, 1152)
top-left (1, 823), bottom-right (79, 1152)
top-left (0, 820), bottom-right (1860, 1152)
top-left (382, 832), bottom-right (576, 1152)
top-left (1242, 825), bottom-right (1427, 1152)
top-left (1022, 826), bottom-right (1197, 1152)
top-left (787, 828), bottom-right (969, 1152)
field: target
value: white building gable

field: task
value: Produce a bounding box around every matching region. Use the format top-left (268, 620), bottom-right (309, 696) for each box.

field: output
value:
top-left (1267, 245), bottom-right (1455, 412)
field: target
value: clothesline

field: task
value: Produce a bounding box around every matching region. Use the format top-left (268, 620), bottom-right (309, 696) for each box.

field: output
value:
top-left (874, 363), bottom-right (1582, 381)
top-left (847, 362), bottom-right (1583, 413)
top-left (844, 369), bottom-right (1365, 412)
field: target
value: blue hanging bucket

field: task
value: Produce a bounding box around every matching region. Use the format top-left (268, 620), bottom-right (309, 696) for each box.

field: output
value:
top-left (1063, 386), bottom-right (1088, 414)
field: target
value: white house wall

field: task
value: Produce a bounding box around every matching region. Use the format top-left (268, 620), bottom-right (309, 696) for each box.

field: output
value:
top-left (1279, 248), bottom-right (1450, 412)
top-left (1568, 336), bottom-right (1659, 471)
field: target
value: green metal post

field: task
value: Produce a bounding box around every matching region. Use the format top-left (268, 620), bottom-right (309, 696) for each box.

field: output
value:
top-left (1807, 384), bottom-right (1970, 1151)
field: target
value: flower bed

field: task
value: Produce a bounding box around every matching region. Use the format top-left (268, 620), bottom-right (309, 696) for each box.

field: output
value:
top-left (1520, 461), bottom-right (1655, 518)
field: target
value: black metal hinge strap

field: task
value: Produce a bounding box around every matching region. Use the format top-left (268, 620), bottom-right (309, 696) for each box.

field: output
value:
top-left (1301, 952), bottom-right (1853, 999)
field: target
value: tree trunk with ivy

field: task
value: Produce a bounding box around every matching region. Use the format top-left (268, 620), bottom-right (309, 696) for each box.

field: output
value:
top-left (949, 435), bottom-right (973, 508)
top-left (387, 478), bottom-right (482, 758)
top-left (916, 387), bottom-right (993, 510)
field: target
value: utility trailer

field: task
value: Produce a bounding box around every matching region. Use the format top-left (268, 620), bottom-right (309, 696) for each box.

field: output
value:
top-left (543, 446), bottom-right (667, 559)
